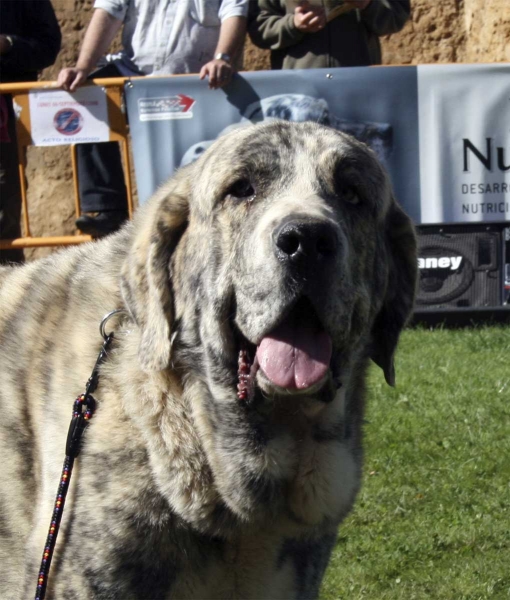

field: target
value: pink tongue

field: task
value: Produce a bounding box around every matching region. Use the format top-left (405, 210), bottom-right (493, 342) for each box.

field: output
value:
top-left (256, 319), bottom-right (332, 390)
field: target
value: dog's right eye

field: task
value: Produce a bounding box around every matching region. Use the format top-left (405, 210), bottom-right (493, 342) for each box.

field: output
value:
top-left (227, 179), bottom-right (255, 200)
top-left (338, 184), bottom-right (360, 205)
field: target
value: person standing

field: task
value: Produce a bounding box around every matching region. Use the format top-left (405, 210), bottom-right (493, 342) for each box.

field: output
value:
top-left (248, 0), bottom-right (411, 70)
top-left (58, 0), bottom-right (248, 237)
top-left (0, 0), bottom-right (61, 264)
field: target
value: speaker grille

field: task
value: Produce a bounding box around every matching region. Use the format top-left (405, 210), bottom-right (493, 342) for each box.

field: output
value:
top-left (416, 226), bottom-right (503, 309)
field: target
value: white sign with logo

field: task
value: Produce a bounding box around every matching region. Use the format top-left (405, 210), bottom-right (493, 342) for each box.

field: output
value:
top-left (418, 64), bottom-right (510, 224)
top-left (28, 86), bottom-right (110, 146)
top-left (137, 95), bottom-right (195, 121)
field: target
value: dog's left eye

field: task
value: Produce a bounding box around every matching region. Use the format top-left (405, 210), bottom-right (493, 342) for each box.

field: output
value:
top-left (227, 179), bottom-right (255, 200)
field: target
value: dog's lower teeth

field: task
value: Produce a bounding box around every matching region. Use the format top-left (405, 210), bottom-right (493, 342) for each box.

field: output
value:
top-left (237, 348), bottom-right (251, 400)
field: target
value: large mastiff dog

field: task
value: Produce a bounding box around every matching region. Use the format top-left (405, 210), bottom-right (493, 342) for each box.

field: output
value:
top-left (0, 121), bottom-right (416, 599)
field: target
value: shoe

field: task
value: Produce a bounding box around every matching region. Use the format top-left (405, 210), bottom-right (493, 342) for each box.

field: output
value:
top-left (76, 210), bottom-right (128, 237)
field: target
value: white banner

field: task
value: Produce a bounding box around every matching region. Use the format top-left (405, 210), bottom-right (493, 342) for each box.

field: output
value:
top-left (28, 86), bottom-right (109, 146)
top-left (418, 64), bottom-right (510, 224)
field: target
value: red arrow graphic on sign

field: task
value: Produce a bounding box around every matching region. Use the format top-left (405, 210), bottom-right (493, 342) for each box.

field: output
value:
top-left (177, 94), bottom-right (195, 112)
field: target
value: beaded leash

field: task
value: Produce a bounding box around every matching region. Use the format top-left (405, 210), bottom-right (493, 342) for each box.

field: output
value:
top-left (34, 309), bottom-right (126, 600)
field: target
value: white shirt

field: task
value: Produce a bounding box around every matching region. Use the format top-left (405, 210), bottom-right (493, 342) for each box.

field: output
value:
top-left (95, 0), bottom-right (248, 76)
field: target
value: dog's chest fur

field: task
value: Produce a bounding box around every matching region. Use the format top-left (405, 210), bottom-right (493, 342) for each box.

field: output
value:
top-left (24, 375), bottom-right (340, 600)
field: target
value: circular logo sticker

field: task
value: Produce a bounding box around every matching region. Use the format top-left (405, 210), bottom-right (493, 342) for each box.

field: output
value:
top-left (53, 108), bottom-right (83, 136)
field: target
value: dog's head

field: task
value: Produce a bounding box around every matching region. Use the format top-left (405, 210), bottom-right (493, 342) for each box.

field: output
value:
top-left (122, 121), bottom-right (416, 401)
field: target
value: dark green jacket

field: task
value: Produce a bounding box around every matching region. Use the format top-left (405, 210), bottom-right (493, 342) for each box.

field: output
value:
top-left (248, 0), bottom-right (411, 70)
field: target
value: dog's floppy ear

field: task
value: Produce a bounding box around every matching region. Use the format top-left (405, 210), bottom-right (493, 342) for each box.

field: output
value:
top-left (370, 200), bottom-right (417, 386)
top-left (121, 169), bottom-right (190, 372)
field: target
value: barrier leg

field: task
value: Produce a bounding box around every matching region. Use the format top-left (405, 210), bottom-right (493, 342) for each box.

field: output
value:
top-left (18, 144), bottom-right (31, 238)
top-left (70, 144), bottom-right (82, 219)
top-left (121, 137), bottom-right (134, 218)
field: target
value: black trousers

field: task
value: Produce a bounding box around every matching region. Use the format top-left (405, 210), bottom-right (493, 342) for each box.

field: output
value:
top-left (77, 63), bottom-right (128, 213)
top-left (0, 94), bottom-right (24, 264)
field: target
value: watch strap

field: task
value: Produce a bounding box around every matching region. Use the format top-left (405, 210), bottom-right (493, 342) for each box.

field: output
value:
top-left (214, 52), bottom-right (231, 63)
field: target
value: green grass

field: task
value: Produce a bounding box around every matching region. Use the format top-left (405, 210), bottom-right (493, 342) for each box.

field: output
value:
top-left (320, 326), bottom-right (510, 600)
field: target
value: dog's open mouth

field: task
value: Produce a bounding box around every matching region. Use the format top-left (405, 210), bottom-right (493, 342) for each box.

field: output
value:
top-left (237, 298), bottom-right (332, 399)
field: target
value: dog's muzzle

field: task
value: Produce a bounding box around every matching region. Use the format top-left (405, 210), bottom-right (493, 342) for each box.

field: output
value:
top-left (273, 218), bottom-right (338, 282)
top-left (237, 218), bottom-right (340, 399)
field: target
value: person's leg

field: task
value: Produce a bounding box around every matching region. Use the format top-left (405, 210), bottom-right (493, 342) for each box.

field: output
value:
top-left (75, 63), bottom-right (128, 237)
top-left (75, 141), bottom-right (128, 235)
top-left (0, 95), bottom-right (24, 264)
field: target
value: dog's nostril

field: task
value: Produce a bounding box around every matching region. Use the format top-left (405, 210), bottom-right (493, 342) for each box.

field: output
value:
top-left (275, 220), bottom-right (338, 266)
top-left (277, 230), bottom-right (301, 256)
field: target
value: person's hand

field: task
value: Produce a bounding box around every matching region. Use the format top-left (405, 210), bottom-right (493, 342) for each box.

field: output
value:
top-left (199, 58), bottom-right (233, 90)
top-left (57, 67), bottom-right (89, 92)
top-left (343, 0), bottom-right (372, 11)
top-left (293, 2), bottom-right (326, 33)
top-left (0, 34), bottom-right (13, 55)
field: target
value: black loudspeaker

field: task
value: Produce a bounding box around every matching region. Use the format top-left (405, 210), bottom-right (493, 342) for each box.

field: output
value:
top-left (416, 224), bottom-right (506, 310)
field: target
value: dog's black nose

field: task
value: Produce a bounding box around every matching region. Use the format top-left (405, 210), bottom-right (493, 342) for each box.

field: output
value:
top-left (274, 219), bottom-right (338, 272)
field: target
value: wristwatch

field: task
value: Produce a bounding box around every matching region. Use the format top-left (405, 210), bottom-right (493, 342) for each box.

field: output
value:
top-left (215, 53), bottom-right (231, 64)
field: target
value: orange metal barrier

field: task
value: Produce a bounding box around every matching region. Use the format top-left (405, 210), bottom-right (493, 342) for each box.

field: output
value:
top-left (0, 78), bottom-right (134, 250)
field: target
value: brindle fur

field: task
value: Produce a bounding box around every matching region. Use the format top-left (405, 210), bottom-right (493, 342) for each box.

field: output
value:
top-left (0, 122), bottom-right (417, 599)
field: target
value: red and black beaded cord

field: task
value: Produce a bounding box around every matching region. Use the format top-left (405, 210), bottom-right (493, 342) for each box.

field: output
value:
top-left (35, 395), bottom-right (95, 600)
top-left (34, 333), bottom-right (113, 600)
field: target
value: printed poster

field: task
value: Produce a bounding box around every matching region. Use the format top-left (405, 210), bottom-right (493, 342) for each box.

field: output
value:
top-left (125, 67), bottom-right (420, 220)
top-left (125, 64), bottom-right (509, 225)
top-left (29, 86), bottom-right (109, 146)
top-left (418, 64), bottom-right (510, 224)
